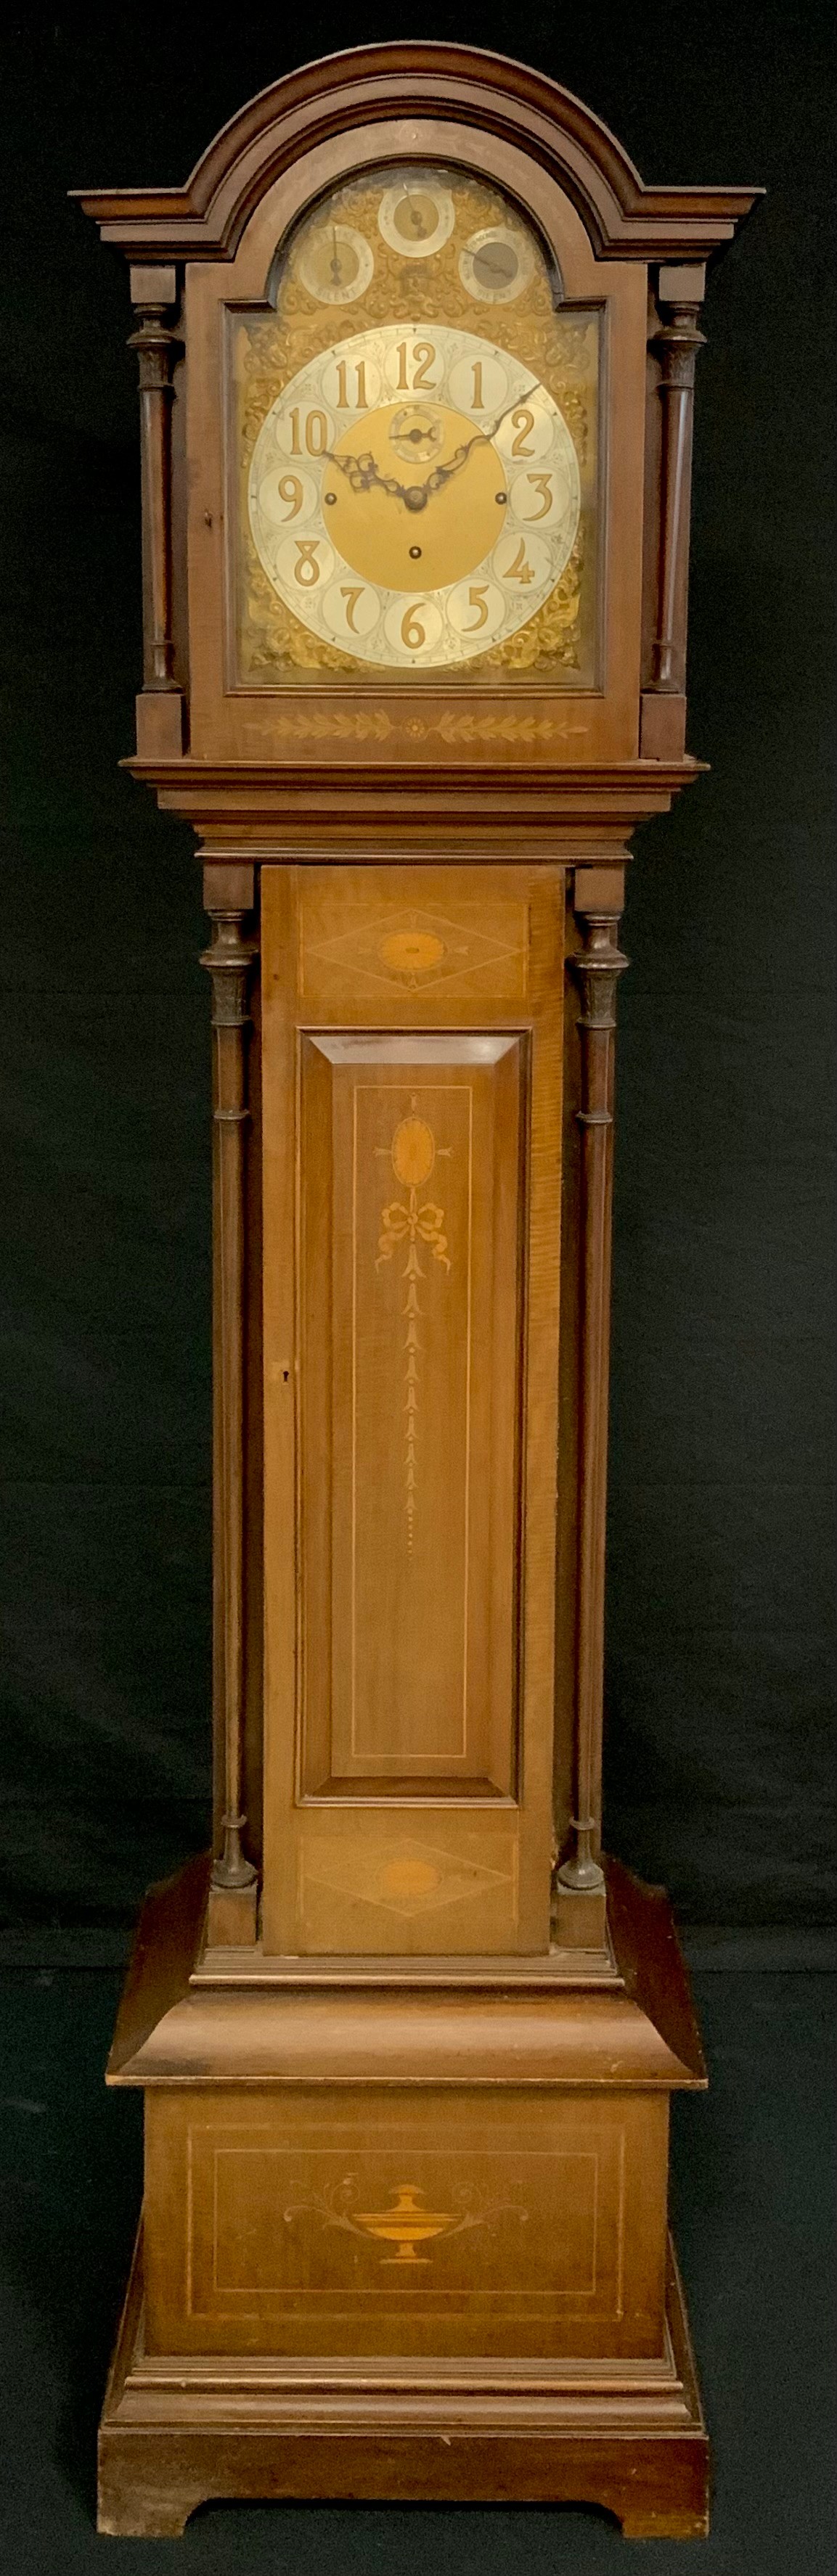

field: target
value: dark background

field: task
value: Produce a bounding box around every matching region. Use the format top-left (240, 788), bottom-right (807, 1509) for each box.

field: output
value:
top-left (0, 15), bottom-right (834, 2574)
top-left (1, 0), bottom-right (834, 1932)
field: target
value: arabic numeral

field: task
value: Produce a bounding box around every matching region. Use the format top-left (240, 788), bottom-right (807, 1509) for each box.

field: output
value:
top-left (289, 406), bottom-right (330, 457)
top-left (401, 602), bottom-right (428, 650)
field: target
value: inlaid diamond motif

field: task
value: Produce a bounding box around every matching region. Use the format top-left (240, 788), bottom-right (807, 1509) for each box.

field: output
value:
top-left (306, 1834), bottom-right (512, 1918)
top-left (303, 904), bottom-right (526, 996)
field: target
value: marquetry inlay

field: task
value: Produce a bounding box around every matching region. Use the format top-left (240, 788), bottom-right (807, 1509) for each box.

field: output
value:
top-left (281, 2178), bottom-right (528, 2267)
top-left (379, 928), bottom-right (446, 975)
top-left (376, 1104), bottom-right (452, 1547)
top-left (259, 873), bottom-right (562, 1950)
top-left (303, 1832), bottom-right (514, 1919)
top-left (301, 897), bottom-right (528, 1001)
top-left (150, 2091), bottom-right (651, 2358)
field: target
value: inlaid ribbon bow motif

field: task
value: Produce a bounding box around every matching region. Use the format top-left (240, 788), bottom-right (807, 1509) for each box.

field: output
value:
top-left (375, 1107), bottom-right (452, 1551)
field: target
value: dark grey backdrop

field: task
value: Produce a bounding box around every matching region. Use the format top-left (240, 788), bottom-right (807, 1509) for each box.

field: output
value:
top-left (1, 0), bottom-right (833, 1929)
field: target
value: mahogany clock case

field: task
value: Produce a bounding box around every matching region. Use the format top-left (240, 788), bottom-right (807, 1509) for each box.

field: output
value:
top-left (3, 0), bottom-right (829, 2565)
top-left (71, 31), bottom-right (758, 2536)
top-left (4, 0), bottom-right (830, 1940)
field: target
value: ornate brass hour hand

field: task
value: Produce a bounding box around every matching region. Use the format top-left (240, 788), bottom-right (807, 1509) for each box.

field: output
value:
top-left (328, 438), bottom-right (486, 513)
top-left (327, 391), bottom-right (542, 512)
top-left (327, 447), bottom-right (433, 512)
top-left (327, 448), bottom-right (407, 501)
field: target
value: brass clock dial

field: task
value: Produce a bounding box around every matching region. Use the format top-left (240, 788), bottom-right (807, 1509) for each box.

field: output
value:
top-left (248, 321), bottom-right (581, 671)
top-left (235, 158), bottom-right (600, 684)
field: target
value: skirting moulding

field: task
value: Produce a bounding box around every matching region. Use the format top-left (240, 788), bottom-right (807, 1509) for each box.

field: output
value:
top-left (75, 40), bottom-right (761, 2540)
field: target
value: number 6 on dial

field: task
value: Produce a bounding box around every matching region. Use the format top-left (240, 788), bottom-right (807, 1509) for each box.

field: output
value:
top-left (383, 596), bottom-right (444, 657)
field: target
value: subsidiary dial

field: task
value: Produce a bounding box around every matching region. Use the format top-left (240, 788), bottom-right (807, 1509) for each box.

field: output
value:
top-left (295, 223), bottom-right (374, 304)
top-left (377, 181), bottom-right (455, 259)
top-left (459, 226), bottom-right (534, 304)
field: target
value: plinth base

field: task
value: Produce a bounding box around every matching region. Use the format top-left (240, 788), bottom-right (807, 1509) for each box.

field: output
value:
top-left (98, 2223), bottom-right (709, 2539)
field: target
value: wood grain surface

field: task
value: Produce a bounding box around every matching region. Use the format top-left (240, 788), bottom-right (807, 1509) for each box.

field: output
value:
top-left (260, 865), bottom-right (563, 1954)
top-left (75, 36), bottom-right (759, 2532)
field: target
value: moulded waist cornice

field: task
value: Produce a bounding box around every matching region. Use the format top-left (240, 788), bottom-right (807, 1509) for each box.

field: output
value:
top-left (125, 753), bottom-right (703, 850)
top-left (126, 758), bottom-right (703, 789)
top-left (107, 1984), bottom-right (705, 2091)
top-left (104, 1851), bottom-right (707, 2092)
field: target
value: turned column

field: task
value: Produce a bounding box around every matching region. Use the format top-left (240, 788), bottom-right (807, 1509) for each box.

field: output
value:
top-left (556, 873), bottom-right (628, 1946)
top-left (639, 265), bottom-right (705, 758)
top-left (651, 268), bottom-right (706, 697)
top-left (201, 866), bottom-right (258, 1945)
top-left (128, 264), bottom-right (184, 757)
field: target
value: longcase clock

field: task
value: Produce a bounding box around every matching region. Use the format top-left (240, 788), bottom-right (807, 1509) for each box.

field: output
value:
top-left (76, 44), bottom-right (759, 2540)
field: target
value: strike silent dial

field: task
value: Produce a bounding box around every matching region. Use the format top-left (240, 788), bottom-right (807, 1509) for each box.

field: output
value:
top-left (295, 223), bottom-right (374, 305)
top-left (459, 226), bottom-right (534, 304)
top-left (377, 180), bottom-right (455, 260)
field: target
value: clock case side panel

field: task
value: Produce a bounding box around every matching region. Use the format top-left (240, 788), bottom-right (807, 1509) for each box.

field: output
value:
top-left (183, 117), bottom-right (647, 771)
top-left (259, 864), bottom-right (564, 1957)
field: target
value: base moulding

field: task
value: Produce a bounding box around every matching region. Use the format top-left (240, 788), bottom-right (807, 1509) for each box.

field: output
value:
top-left (98, 2222), bottom-right (709, 2538)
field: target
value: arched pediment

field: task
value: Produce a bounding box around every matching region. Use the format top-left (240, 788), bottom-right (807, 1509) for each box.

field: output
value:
top-left (75, 41), bottom-right (759, 264)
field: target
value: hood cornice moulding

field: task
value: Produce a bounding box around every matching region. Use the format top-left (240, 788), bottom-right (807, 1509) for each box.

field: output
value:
top-left (73, 41), bottom-right (762, 266)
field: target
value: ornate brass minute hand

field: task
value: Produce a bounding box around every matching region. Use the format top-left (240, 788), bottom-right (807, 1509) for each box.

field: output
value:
top-left (422, 431), bottom-right (489, 497)
top-left (421, 393), bottom-right (536, 497)
top-left (327, 391), bottom-right (543, 512)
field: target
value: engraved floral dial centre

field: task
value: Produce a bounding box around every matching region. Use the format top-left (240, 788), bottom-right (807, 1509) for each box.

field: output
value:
top-left (329, 401), bottom-right (507, 591)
